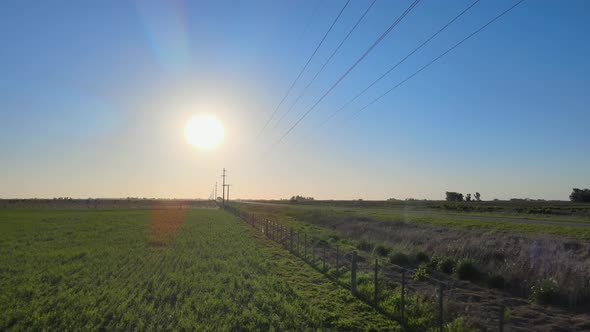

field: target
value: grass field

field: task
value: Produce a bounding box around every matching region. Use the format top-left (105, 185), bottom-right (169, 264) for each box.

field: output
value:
top-left (246, 201), bottom-right (590, 239)
top-left (0, 208), bottom-right (399, 331)
top-left (235, 201), bottom-right (590, 330)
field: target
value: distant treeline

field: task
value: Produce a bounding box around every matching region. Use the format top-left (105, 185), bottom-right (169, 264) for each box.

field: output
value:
top-left (570, 188), bottom-right (590, 203)
top-left (445, 192), bottom-right (481, 202)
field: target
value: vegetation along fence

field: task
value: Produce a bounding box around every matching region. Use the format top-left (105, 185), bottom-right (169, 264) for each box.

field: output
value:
top-left (222, 204), bottom-right (509, 332)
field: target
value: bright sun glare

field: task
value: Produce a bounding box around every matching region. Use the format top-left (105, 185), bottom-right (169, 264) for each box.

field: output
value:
top-left (184, 114), bottom-right (224, 150)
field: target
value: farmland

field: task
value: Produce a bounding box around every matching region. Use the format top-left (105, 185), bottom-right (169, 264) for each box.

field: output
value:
top-left (0, 206), bottom-right (399, 331)
top-left (236, 200), bottom-right (590, 331)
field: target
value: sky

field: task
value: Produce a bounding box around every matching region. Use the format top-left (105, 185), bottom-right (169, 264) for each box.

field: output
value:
top-left (1, 0), bottom-right (589, 201)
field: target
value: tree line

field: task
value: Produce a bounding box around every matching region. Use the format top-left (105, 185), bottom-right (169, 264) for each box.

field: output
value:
top-left (445, 192), bottom-right (481, 202)
top-left (445, 188), bottom-right (590, 203)
top-left (570, 188), bottom-right (590, 203)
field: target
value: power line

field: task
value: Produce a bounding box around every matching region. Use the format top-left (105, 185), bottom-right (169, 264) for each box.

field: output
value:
top-left (257, 0), bottom-right (352, 137)
top-left (271, 0), bottom-right (421, 148)
top-left (317, 0), bottom-right (481, 129)
top-left (294, 0), bottom-right (325, 48)
top-left (272, 0), bottom-right (378, 131)
top-left (347, 0), bottom-right (525, 121)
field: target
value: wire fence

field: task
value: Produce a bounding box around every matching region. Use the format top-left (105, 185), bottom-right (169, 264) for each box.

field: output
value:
top-left (223, 204), bottom-right (509, 331)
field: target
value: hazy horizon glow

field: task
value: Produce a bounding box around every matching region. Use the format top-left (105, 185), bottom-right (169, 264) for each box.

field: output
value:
top-left (1, 0), bottom-right (589, 201)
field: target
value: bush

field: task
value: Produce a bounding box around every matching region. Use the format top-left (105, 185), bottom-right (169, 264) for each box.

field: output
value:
top-left (389, 252), bottom-right (409, 266)
top-left (415, 251), bottom-right (429, 263)
top-left (328, 235), bottom-right (340, 242)
top-left (356, 240), bottom-right (374, 252)
top-left (437, 257), bottom-right (456, 274)
top-left (487, 274), bottom-right (506, 289)
top-left (413, 265), bottom-right (429, 281)
top-left (454, 260), bottom-right (481, 281)
top-left (530, 278), bottom-right (559, 304)
top-left (445, 316), bottom-right (479, 332)
top-left (375, 244), bottom-right (391, 257)
top-left (427, 255), bottom-right (440, 269)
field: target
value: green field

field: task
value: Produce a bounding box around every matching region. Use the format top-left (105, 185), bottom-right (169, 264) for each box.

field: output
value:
top-left (242, 201), bottom-right (590, 239)
top-left (233, 201), bottom-right (590, 331)
top-left (0, 208), bottom-right (399, 331)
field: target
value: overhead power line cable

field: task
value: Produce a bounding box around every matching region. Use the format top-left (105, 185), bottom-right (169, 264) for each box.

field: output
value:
top-left (272, 0), bottom-right (378, 131)
top-left (296, 0), bottom-right (325, 47)
top-left (272, 0), bottom-right (421, 147)
top-left (317, 0), bottom-right (481, 129)
top-left (257, 0), bottom-right (351, 137)
top-left (346, 0), bottom-right (525, 121)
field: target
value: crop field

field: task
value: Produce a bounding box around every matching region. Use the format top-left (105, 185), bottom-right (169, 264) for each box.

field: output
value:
top-left (0, 207), bottom-right (399, 331)
top-left (236, 200), bottom-right (590, 331)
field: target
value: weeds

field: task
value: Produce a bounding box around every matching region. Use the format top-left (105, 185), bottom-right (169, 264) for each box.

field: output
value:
top-left (437, 257), bottom-right (456, 274)
top-left (413, 265), bottom-right (429, 281)
top-left (530, 279), bottom-right (559, 305)
top-left (454, 260), bottom-right (481, 281)
top-left (389, 252), bottom-right (410, 266)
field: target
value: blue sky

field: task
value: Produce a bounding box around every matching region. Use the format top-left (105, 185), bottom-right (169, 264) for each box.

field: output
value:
top-left (1, 0), bottom-right (589, 200)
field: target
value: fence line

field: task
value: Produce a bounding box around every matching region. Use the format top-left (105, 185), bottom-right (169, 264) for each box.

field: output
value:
top-left (222, 204), bottom-right (507, 331)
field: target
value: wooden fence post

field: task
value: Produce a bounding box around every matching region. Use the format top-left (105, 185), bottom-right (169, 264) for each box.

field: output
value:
top-left (323, 245), bottom-right (326, 272)
top-left (438, 285), bottom-right (444, 332)
top-left (336, 245), bottom-right (340, 277)
top-left (351, 251), bottom-right (357, 294)
top-left (296, 231), bottom-right (300, 256)
top-left (374, 259), bottom-right (379, 308)
top-left (499, 304), bottom-right (505, 332)
top-left (304, 233), bottom-right (307, 260)
top-left (312, 241), bottom-right (316, 265)
top-left (401, 270), bottom-right (406, 321)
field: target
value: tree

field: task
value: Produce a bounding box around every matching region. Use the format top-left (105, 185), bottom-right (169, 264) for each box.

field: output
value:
top-left (465, 193), bottom-right (472, 202)
top-left (474, 192), bottom-right (481, 201)
top-left (290, 195), bottom-right (314, 202)
top-left (570, 188), bottom-right (590, 203)
top-left (445, 192), bottom-right (464, 202)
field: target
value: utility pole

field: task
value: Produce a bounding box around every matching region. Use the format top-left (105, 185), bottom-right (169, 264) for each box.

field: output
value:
top-left (226, 184), bottom-right (232, 203)
top-left (221, 168), bottom-right (227, 206)
top-left (214, 182), bottom-right (217, 201)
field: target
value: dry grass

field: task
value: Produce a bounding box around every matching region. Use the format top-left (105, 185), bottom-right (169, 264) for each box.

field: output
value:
top-left (243, 203), bottom-right (590, 307)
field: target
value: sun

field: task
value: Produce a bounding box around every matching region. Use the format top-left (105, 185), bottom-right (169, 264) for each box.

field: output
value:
top-left (184, 114), bottom-right (224, 150)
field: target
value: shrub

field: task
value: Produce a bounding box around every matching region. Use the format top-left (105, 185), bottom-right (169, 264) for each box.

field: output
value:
top-left (454, 260), bottom-right (481, 281)
top-left (375, 244), bottom-right (391, 257)
top-left (427, 255), bottom-right (440, 269)
top-left (389, 252), bottom-right (409, 266)
top-left (328, 235), bottom-right (340, 242)
top-left (487, 274), bottom-right (506, 289)
top-left (445, 316), bottom-right (478, 332)
top-left (413, 265), bottom-right (429, 281)
top-left (530, 278), bottom-right (559, 304)
top-left (356, 240), bottom-right (374, 252)
top-left (437, 257), bottom-right (456, 274)
top-left (415, 251), bottom-right (429, 263)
